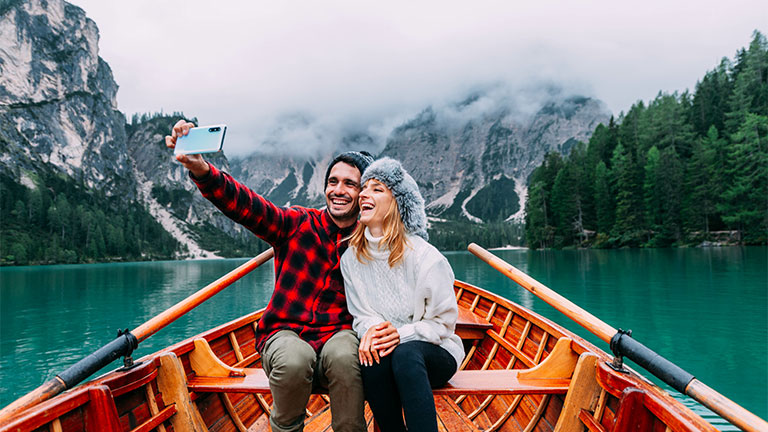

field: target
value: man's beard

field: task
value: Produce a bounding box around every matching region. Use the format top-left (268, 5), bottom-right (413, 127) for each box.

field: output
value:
top-left (329, 203), bottom-right (359, 222)
top-left (327, 197), bottom-right (360, 223)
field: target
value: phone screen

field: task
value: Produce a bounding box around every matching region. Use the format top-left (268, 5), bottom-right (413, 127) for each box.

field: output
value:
top-left (174, 125), bottom-right (227, 155)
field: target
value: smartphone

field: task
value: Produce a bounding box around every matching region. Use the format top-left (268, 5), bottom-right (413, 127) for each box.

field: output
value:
top-left (174, 125), bottom-right (227, 155)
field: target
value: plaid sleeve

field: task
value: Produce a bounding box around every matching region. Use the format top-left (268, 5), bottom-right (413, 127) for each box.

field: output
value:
top-left (191, 162), bottom-right (305, 245)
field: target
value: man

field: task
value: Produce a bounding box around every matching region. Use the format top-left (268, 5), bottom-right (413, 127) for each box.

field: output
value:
top-left (166, 120), bottom-right (372, 432)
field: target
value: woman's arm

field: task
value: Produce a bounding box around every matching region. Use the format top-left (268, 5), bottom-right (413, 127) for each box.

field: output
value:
top-left (397, 251), bottom-right (458, 345)
top-left (340, 253), bottom-right (385, 339)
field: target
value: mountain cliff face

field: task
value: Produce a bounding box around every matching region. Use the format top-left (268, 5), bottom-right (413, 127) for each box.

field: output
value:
top-left (1, 0), bottom-right (610, 261)
top-left (0, 0), bottom-right (133, 196)
top-left (0, 0), bottom-right (242, 258)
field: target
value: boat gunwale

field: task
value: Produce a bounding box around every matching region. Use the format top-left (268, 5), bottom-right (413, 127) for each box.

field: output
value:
top-left (2, 279), bottom-right (720, 431)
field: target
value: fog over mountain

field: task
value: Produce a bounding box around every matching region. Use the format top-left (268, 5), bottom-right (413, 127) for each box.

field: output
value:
top-left (1, 0), bottom-right (609, 258)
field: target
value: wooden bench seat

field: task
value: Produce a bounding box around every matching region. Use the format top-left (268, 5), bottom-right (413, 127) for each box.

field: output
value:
top-left (454, 308), bottom-right (493, 340)
top-left (187, 367), bottom-right (570, 395)
top-left (187, 337), bottom-right (577, 398)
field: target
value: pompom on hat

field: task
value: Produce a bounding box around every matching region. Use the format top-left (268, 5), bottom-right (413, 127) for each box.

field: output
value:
top-left (361, 157), bottom-right (428, 240)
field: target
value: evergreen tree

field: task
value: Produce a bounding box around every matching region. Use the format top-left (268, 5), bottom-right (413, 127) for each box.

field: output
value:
top-left (610, 143), bottom-right (644, 246)
top-left (691, 59), bottom-right (732, 136)
top-left (655, 146), bottom-right (684, 245)
top-left (643, 146), bottom-right (662, 242)
top-left (684, 126), bottom-right (724, 234)
top-left (720, 113), bottom-right (768, 243)
top-left (550, 164), bottom-right (580, 247)
top-left (593, 161), bottom-right (614, 236)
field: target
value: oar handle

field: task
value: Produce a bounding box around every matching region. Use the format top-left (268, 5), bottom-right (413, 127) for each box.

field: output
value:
top-left (686, 380), bottom-right (768, 432)
top-left (468, 243), bottom-right (768, 432)
top-left (467, 243), bottom-right (616, 343)
top-left (133, 248), bottom-right (274, 341)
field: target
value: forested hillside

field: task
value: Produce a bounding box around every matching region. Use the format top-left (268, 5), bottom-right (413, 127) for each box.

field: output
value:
top-left (0, 170), bottom-right (180, 264)
top-left (525, 31), bottom-right (768, 248)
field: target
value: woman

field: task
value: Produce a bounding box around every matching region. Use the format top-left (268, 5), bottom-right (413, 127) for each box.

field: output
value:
top-left (340, 157), bottom-right (465, 432)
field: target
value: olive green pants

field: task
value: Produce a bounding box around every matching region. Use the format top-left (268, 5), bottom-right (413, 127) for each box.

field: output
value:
top-left (261, 330), bottom-right (365, 432)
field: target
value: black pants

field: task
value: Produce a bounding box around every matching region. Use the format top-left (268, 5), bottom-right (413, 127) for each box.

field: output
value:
top-left (362, 341), bottom-right (457, 432)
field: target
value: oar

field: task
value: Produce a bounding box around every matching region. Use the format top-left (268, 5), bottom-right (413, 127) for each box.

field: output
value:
top-left (468, 243), bottom-right (767, 432)
top-left (0, 248), bottom-right (275, 423)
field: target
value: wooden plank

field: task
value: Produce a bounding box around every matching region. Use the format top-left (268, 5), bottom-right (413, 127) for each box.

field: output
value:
top-left (111, 369), bottom-right (160, 397)
top-left (579, 409), bottom-right (607, 432)
top-left (1, 389), bottom-right (91, 431)
top-left (144, 381), bottom-right (168, 432)
top-left (84, 386), bottom-right (122, 432)
top-left (129, 405), bottom-right (177, 432)
top-left (233, 352), bottom-right (260, 368)
top-left (612, 389), bottom-right (654, 432)
top-left (553, 353), bottom-right (601, 432)
top-left (533, 333), bottom-right (549, 364)
top-left (188, 368), bottom-right (271, 393)
top-left (593, 389), bottom-right (607, 423)
top-left (188, 367), bottom-right (568, 396)
top-left (456, 308), bottom-right (493, 340)
top-left (219, 393), bottom-right (247, 432)
top-left (189, 338), bottom-right (245, 378)
top-left (156, 353), bottom-right (208, 432)
top-left (49, 418), bottom-right (63, 432)
top-left (518, 338), bottom-right (578, 381)
top-left (229, 333), bottom-right (244, 363)
top-left (435, 396), bottom-right (481, 432)
top-left (437, 370), bottom-right (569, 395)
top-left (522, 394), bottom-right (550, 432)
top-left (488, 330), bottom-right (536, 369)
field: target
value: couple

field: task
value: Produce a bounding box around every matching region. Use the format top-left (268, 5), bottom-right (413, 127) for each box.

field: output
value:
top-left (167, 121), bottom-right (464, 432)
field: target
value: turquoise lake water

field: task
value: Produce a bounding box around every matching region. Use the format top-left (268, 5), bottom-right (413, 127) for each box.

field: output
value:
top-left (1, 246), bottom-right (765, 429)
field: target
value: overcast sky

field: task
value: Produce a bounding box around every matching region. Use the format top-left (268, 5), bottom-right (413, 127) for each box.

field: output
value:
top-left (69, 0), bottom-right (766, 157)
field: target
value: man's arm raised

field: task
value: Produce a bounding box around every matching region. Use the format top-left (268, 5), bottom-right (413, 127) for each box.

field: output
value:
top-left (165, 120), bottom-right (210, 179)
top-left (164, 120), bottom-right (304, 246)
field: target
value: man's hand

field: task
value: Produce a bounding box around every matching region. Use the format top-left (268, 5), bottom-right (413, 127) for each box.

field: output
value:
top-left (165, 120), bottom-right (210, 178)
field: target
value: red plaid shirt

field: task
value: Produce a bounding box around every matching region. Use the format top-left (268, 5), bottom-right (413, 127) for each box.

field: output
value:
top-left (193, 163), bottom-right (356, 352)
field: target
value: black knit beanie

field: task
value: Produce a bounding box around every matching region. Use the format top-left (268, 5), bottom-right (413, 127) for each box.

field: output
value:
top-left (324, 151), bottom-right (375, 187)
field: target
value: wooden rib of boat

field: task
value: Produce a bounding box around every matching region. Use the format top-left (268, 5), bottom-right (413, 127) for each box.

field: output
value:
top-left (1, 246), bottom-right (763, 432)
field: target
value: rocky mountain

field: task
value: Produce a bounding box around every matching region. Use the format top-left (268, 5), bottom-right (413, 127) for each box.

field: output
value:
top-left (0, 0), bottom-right (133, 197)
top-left (0, 0), bottom-right (250, 259)
top-left (229, 93), bottom-right (610, 224)
top-left (1, 0), bottom-right (610, 261)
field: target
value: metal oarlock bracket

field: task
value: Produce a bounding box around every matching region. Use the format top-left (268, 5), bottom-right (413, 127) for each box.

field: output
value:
top-left (608, 328), bottom-right (632, 372)
top-left (117, 329), bottom-right (141, 370)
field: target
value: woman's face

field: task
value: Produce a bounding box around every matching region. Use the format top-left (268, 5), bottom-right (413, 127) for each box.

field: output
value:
top-left (358, 179), bottom-right (394, 233)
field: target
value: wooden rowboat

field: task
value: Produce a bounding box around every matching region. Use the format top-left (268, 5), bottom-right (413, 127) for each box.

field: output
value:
top-left (1, 245), bottom-right (765, 432)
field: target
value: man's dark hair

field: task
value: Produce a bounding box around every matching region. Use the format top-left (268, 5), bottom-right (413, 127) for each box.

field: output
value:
top-left (324, 151), bottom-right (375, 187)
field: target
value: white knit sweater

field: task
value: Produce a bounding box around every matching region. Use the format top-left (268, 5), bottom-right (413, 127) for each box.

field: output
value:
top-left (340, 228), bottom-right (465, 370)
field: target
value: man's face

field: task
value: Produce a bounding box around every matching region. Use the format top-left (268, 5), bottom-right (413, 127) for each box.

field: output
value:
top-left (325, 162), bottom-right (362, 226)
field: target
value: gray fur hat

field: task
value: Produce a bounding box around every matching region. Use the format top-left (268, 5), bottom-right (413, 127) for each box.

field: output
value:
top-left (361, 157), bottom-right (428, 240)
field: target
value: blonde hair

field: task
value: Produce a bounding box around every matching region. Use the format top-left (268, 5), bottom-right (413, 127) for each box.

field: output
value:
top-left (347, 182), bottom-right (409, 267)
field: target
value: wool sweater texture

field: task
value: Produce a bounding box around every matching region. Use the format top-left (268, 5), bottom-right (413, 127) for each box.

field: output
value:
top-left (340, 229), bottom-right (465, 370)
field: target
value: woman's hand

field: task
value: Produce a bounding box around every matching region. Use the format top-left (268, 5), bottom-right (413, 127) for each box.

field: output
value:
top-left (165, 120), bottom-right (209, 178)
top-left (372, 321), bottom-right (400, 358)
top-left (359, 325), bottom-right (380, 366)
top-left (359, 322), bottom-right (401, 366)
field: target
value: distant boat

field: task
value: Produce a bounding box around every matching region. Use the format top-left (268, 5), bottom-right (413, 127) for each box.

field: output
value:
top-left (0, 245), bottom-right (764, 432)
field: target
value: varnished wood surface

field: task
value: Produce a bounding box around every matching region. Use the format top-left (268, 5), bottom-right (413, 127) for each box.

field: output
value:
top-left (1, 275), bottom-right (731, 432)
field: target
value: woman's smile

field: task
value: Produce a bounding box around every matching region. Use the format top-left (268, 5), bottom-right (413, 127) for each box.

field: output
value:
top-left (358, 179), bottom-right (394, 235)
